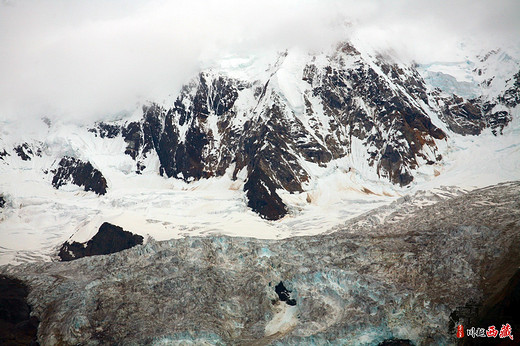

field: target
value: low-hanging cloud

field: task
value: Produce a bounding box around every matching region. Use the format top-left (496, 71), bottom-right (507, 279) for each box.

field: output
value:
top-left (1, 0), bottom-right (519, 124)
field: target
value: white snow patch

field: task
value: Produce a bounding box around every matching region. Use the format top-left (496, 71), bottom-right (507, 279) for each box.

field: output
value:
top-left (265, 303), bottom-right (298, 337)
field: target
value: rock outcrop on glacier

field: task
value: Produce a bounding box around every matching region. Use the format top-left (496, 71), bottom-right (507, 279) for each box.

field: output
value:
top-left (51, 157), bottom-right (108, 195)
top-left (58, 222), bottom-right (144, 261)
top-left (2, 181), bottom-right (519, 345)
top-left (0, 149), bottom-right (9, 161)
top-left (13, 143), bottom-right (41, 161)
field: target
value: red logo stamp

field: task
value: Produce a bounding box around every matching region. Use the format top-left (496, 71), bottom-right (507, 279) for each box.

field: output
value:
top-left (457, 325), bottom-right (464, 338)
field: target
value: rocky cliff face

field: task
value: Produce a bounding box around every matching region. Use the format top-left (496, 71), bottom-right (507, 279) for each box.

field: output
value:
top-left (2, 43), bottom-right (516, 220)
top-left (13, 143), bottom-right (42, 161)
top-left (0, 276), bottom-right (39, 345)
top-left (51, 157), bottom-right (108, 195)
top-left (87, 43), bottom-right (519, 219)
top-left (431, 49), bottom-right (519, 136)
top-left (2, 181), bottom-right (518, 345)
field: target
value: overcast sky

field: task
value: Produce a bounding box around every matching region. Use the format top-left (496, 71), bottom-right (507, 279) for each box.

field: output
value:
top-left (1, 0), bottom-right (519, 124)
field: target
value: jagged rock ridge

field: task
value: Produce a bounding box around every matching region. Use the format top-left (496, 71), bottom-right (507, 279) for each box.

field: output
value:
top-left (13, 143), bottom-right (42, 161)
top-left (87, 43), bottom-right (520, 219)
top-left (0, 149), bottom-right (9, 161)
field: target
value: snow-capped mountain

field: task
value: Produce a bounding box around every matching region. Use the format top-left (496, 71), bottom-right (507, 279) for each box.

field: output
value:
top-left (0, 41), bottom-right (519, 264)
top-left (83, 43), bottom-right (518, 219)
top-left (3, 0), bottom-right (520, 343)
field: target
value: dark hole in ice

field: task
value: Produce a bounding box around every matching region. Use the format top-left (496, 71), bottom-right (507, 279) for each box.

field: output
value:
top-left (275, 281), bottom-right (296, 306)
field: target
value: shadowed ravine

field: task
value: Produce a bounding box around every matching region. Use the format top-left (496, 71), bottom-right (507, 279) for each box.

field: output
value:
top-left (1, 181), bottom-right (519, 345)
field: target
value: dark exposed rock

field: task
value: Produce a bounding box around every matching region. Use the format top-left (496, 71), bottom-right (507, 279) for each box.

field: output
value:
top-left (122, 121), bottom-right (143, 160)
top-left (0, 195), bottom-right (5, 208)
top-left (244, 164), bottom-right (287, 220)
top-left (13, 143), bottom-right (40, 161)
top-left (0, 275), bottom-right (39, 345)
top-left (122, 103), bottom-right (213, 180)
top-left (154, 73), bottom-right (245, 180)
top-left (58, 222), bottom-right (143, 261)
top-left (51, 157), bottom-right (107, 195)
top-left (499, 70), bottom-right (520, 108)
top-left (170, 125), bottom-right (207, 179)
top-left (14, 144), bottom-right (32, 161)
top-left (121, 105), bottom-right (167, 163)
top-left (89, 122), bottom-right (121, 138)
top-left (313, 52), bottom-right (447, 186)
top-left (436, 94), bottom-right (485, 135)
top-left (237, 103), bottom-right (323, 219)
top-left (156, 114), bottom-right (180, 177)
top-left (482, 101), bottom-right (512, 136)
top-left (379, 144), bottom-right (414, 186)
top-left (142, 104), bottom-right (166, 157)
top-left (435, 92), bottom-right (512, 136)
top-left (193, 74), bottom-right (239, 117)
top-left (0, 149), bottom-right (9, 161)
top-left (120, 71), bottom-right (318, 219)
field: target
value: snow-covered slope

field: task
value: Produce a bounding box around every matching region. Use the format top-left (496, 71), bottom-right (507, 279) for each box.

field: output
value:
top-left (0, 121), bottom-right (394, 265)
top-left (1, 41), bottom-right (519, 265)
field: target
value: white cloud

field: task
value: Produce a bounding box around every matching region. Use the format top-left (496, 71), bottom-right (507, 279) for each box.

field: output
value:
top-left (0, 0), bottom-right (518, 124)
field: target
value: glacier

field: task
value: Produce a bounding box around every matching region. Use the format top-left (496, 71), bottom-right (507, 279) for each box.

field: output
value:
top-left (1, 181), bottom-right (519, 344)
